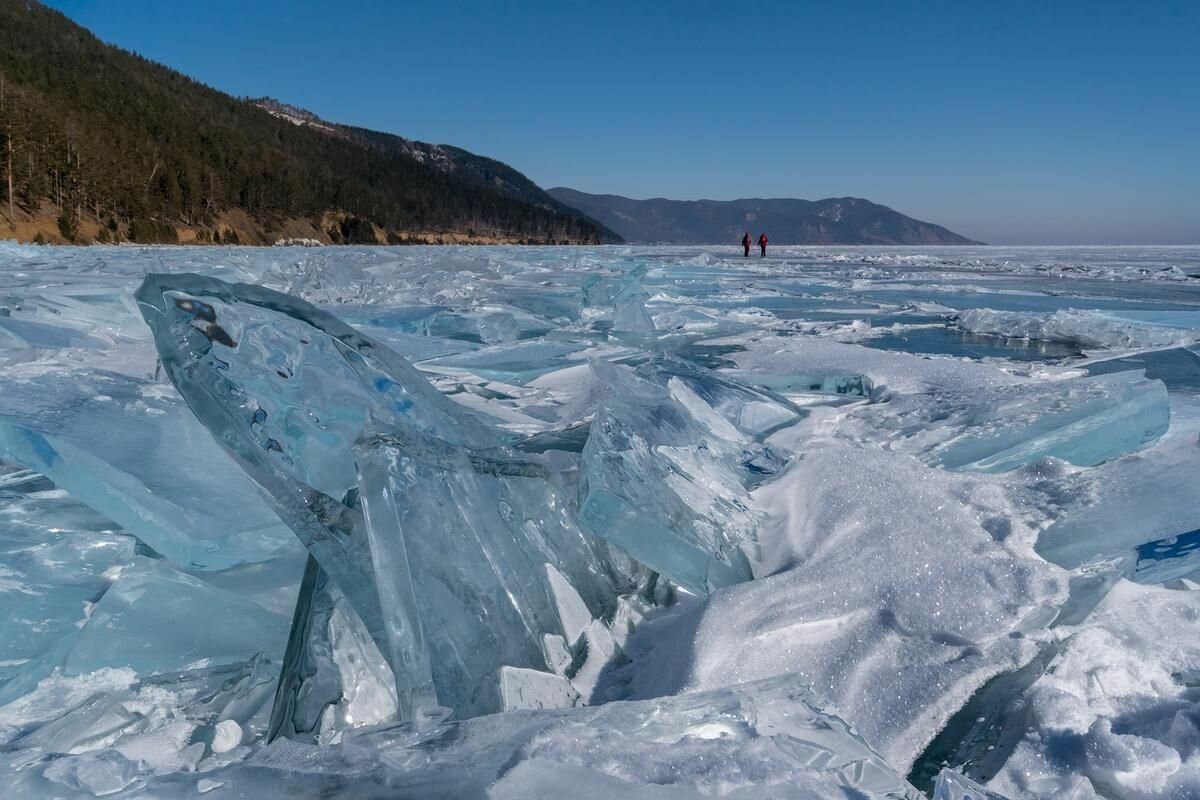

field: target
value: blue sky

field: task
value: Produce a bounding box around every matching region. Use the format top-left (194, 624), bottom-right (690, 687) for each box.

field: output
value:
top-left (45, 0), bottom-right (1200, 244)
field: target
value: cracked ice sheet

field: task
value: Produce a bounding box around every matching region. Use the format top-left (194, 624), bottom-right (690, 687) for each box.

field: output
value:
top-left (602, 441), bottom-right (1068, 773)
top-left (957, 308), bottom-right (1200, 350)
top-left (0, 656), bottom-right (282, 797)
top-left (727, 333), bottom-right (1031, 396)
top-left (746, 338), bottom-right (1170, 474)
top-left (124, 673), bottom-right (922, 800)
top-left (0, 556), bottom-right (290, 709)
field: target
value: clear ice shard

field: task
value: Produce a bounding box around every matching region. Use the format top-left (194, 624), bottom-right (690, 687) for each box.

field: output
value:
top-left (578, 358), bottom-right (762, 596)
top-left (933, 769), bottom-right (1010, 800)
top-left (0, 366), bottom-right (296, 569)
top-left (611, 264), bottom-right (655, 333)
top-left (269, 555), bottom-right (398, 742)
top-left (429, 304), bottom-right (555, 343)
top-left (140, 673), bottom-right (926, 799)
top-left (643, 358), bottom-right (807, 441)
top-left (136, 273), bottom-right (624, 721)
top-left (420, 339), bottom-right (621, 385)
top-left (356, 425), bottom-right (617, 717)
top-left (934, 371), bottom-right (1169, 473)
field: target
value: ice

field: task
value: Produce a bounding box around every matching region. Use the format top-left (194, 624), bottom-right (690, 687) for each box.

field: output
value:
top-left (0, 288), bottom-right (145, 354)
top-left (419, 339), bottom-right (631, 385)
top-left (20, 693), bottom-right (143, 755)
top-left (934, 372), bottom-right (1169, 472)
top-left (612, 265), bottom-right (655, 333)
top-left (1087, 346), bottom-right (1200, 393)
top-left (43, 750), bottom-right (140, 797)
top-left (605, 442), bottom-right (1067, 771)
top-left (0, 557), bottom-right (289, 705)
top-left (987, 581), bottom-right (1200, 799)
top-left (0, 317), bottom-right (108, 350)
top-left (1133, 528), bottom-right (1200, 584)
top-left (957, 308), bottom-right (1200, 350)
top-left (1035, 396), bottom-right (1200, 574)
top-left (429, 303), bottom-right (556, 343)
top-left (0, 367), bottom-right (297, 569)
top-left (132, 673), bottom-right (925, 800)
top-left (136, 273), bottom-right (624, 722)
top-left (211, 720), bottom-right (243, 753)
top-left (497, 666), bottom-right (580, 710)
top-left (356, 423), bottom-right (620, 717)
top-left (4, 242), bottom-right (1200, 798)
top-left (729, 335), bottom-right (1019, 395)
top-left (934, 769), bottom-right (1011, 799)
top-left (730, 336), bottom-right (1166, 477)
top-left (644, 358), bottom-right (806, 440)
top-left (268, 557), bottom-right (398, 742)
top-left (0, 489), bottom-right (136, 686)
top-left (723, 367), bottom-right (874, 398)
top-left (578, 359), bottom-right (761, 596)
top-left (1, 657), bottom-right (282, 797)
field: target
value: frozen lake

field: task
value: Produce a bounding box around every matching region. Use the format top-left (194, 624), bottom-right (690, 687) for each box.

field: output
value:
top-left (1, 242), bottom-right (1199, 799)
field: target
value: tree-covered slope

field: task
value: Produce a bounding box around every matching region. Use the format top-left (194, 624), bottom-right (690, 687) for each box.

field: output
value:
top-left (0, 0), bottom-right (617, 244)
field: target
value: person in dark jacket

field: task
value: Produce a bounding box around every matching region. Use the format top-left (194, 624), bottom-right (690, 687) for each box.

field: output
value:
top-left (759, 233), bottom-right (768, 257)
top-left (742, 232), bottom-right (751, 257)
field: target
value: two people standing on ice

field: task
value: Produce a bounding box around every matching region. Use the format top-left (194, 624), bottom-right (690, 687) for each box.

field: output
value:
top-left (742, 232), bottom-right (768, 257)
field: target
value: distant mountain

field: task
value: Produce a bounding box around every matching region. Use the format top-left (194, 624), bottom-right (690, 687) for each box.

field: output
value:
top-left (548, 189), bottom-right (981, 245)
top-left (0, 0), bottom-right (619, 245)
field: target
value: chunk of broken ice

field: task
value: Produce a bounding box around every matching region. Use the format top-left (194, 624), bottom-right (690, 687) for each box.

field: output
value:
top-left (933, 768), bottom-right (1011, 800)
top-left (579, 359), bottom-right (760, 596)
top-left (1034, 410), bottom-right (1200, 574)
top-left (137, 274), bottom-right (623, 722)
top-left (356, 424), bottom-right (616, 717)
top-left (612, 290), bottom-right (654, 334)
top-left (0, 367), bottom-right (296, 569)
top-left (640, 358), bottom-right (806, 440)
top-left (268, 555), bottom-right (398, 743)
top-left (957, 308), bottom-right (1200, 350)
top-left (429, 304), bottom-right (555, 343)
top-left (935, 371), bottom-right (1169, 473)
top-left (421, 339), bottom-right (614, 385)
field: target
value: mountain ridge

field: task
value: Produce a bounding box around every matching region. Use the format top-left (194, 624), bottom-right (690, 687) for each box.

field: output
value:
top-left (547, 188), bottom-right (982, 245)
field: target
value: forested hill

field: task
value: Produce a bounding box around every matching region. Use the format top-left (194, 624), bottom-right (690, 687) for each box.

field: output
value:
top-left (548, 189), bottom-right (981, 245)
top-left (0, 0), bottom-right (620, 245)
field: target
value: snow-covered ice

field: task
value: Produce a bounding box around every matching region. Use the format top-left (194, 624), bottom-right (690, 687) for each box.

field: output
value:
top-left (1, 242), bottom-right (1199, 798)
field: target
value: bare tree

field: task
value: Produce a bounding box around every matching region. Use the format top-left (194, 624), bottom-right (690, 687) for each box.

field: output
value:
top-left (2, 73), bottom-right (12, 225)
top-left (5, 133), bottom-right (12, 225)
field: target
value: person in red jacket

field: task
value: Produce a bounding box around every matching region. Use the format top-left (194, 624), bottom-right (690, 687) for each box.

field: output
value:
top-left (758, 233), bottom-right (768, 257)
top-left (741, 232), bottom-right (751, 257)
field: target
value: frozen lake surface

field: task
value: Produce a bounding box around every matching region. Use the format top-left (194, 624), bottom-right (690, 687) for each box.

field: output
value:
top-left (1, 243), bottom-right (1199, 799)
